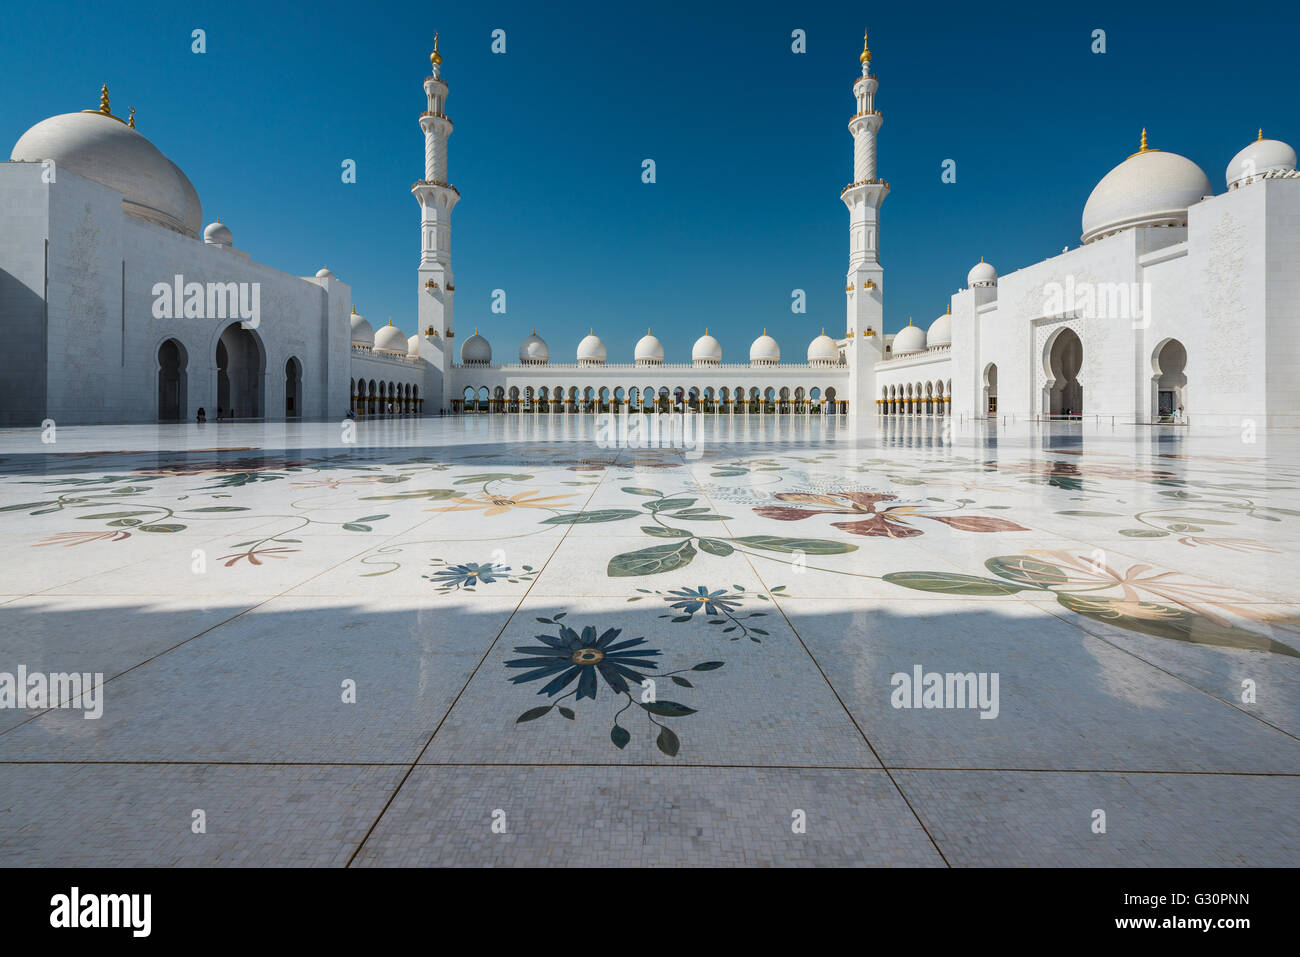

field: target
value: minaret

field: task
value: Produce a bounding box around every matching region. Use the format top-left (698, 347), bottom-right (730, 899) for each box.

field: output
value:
top-left (844, 30), bottom-right (887, 416)
top-left (414, 32), bottom-right (459, 412)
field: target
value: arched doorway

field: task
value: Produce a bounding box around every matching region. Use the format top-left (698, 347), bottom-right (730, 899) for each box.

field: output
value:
top-left (1152, 338), bottom-right (1188, 422)
top-left (157, 339), bottom-right (187, 421)
top-left (285, 357), bottom-right (302, 418)
top-left (215, 323), bottom-right (265, 419)
top-left (983, 363), bottom-right (998, 416)
top-left (1044, 328), bottom-right (1082, 417)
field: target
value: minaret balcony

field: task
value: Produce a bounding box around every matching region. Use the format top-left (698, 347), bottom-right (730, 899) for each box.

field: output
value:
top-left (840, 179), bottom-right (890, 196)
top-left (412, 179), bottom-right (461, 197)
top-left (419, 113), bottom-right (453, 134)
top-left (848, 114), bottom-right (883, 136)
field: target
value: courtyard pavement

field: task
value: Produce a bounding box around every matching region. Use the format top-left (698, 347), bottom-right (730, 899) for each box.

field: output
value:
top-left (0, 414), bottom-right (1296, 866)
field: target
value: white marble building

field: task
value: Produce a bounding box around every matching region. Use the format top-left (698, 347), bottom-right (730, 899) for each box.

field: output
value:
top-left (0, 86), bottom-right (354, 426)
top-left (876, 126), bottom-right (1300, 428)
top-left (2, 33), bottom-right (1296, 427)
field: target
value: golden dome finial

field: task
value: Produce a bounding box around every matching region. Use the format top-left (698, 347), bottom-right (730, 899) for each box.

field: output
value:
top-left (1128, 128), bottom-right (1160, 158)
top-left (83, 84), bottom-right (128, 123)
top-left (860, 30), bottom-right (871, 64)
top-left (431, 32), bottom-right (442, 67)
top-left (946, 303), bottom-right (951, 314)
top-left (387, 317), bottom-right (393, 326)
top-left (908, 317), bottom-right (914, 326)
top-left (352, 305), bottom-right (357, 314)
top-left (127, 106), bottom-right (135, 129)
top-left (1258, 128), bottom-right (1264, 141)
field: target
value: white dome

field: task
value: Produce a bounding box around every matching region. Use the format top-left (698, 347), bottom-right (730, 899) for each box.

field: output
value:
top-left (519, 331), bottom-right (549, 364)
top-left (967, 258), bottom-right (997, 287)
top-left (374, 320), bottom-right (408, 354)
top-left (407, 334), bottom-right (421, 355)
top-left (11, 100), bottom-right (202, 238)
top-left (891, 320), bottom-right (926, 354)
top-left (350, 309), bottom-right (374, 347)
top-left (635, 331), bottom-right (664, 364)
top-left (691, 330), bottom-right (721, 364)
top-left (1226, 134), bottom-right (1297, 188)
top-left (315, 266), bottom-right (335, 279)
top-left (170, 159), bottom-right (202, 237)
top-left (927, 311), bottom-right (952, 347)
top-left (807, 330), bottom-right (838, 364)
top-left (749, 330), bottom-right (780, 365)
top-left (1081, 136), bottom-right (1212, 243)
top-left (203, 220), bottom-right (233, 246)
top-left (461, 331), bottom-right (492, 365)
top-left (577, 330), bottom-right (606, 365)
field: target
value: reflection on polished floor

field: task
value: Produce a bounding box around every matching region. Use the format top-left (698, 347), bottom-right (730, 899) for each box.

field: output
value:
top-left (0, 415), bottom-right (1296, 866)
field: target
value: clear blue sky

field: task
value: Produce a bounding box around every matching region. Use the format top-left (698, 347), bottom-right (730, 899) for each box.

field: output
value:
top-left (3, 0), bottom-right (1295, 363)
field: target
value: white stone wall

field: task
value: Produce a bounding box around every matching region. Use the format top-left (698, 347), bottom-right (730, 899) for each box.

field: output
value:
top-left (1, 164), bottom-right (351, 425)
top-left (0, 164), bottom-right (53, 425)
top-left (1264, 180), bottom-right (1300, 427)
top-left (45, 169), bottom-right (125, 424)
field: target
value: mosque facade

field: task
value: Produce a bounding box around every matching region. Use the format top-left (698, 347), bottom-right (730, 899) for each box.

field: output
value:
top-left (2, 34), bottom-right (1296, 427)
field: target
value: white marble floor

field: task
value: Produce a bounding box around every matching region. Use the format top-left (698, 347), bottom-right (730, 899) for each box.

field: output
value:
top-left (0, 415), bottom-right (1296, 865)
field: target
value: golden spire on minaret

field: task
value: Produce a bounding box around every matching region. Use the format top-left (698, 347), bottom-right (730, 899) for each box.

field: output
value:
top-left (860, 30), bottom-right (872, 64)
top-left (431, 32), bottom-right (442, 68)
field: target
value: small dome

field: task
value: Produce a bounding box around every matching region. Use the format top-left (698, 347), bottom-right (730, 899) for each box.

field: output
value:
top-left (1081, 134), bottom-right (1212, 243)
top-left (350, 308), bottom-right (374, 347)
top-left (927, 309), bottom-right (952, 347)
top-left (807, 330), bottom-right (838, 365)
top-left (519, 331), bottom-right (549, 364)
top-left (577, 330), bottom-right (606, 365)
top-left (461, 330), bottom-right (492, 365)
top-left (891, 319), bottom-right (926, 354)
top-left (635, 330), bottom-right (664, 364)
top-left (374, 319), bottom-right (408, 354)
top-left (11, 99), bottom-right (202, 238)
top-left (315, 266), bottom-right (335, 279)
top-left (1226, 133), bottom-right (1297, 188)
top-left (203, 220), bottom-right (232, 247)
top-left (407, 333), bottom-right (421, 355)
top-left (692, 330), bottom-right (722, 365)
top-left (749, 330), bottom-right (780, 365)
top-left (967, 258), bottom-right (997, 287)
